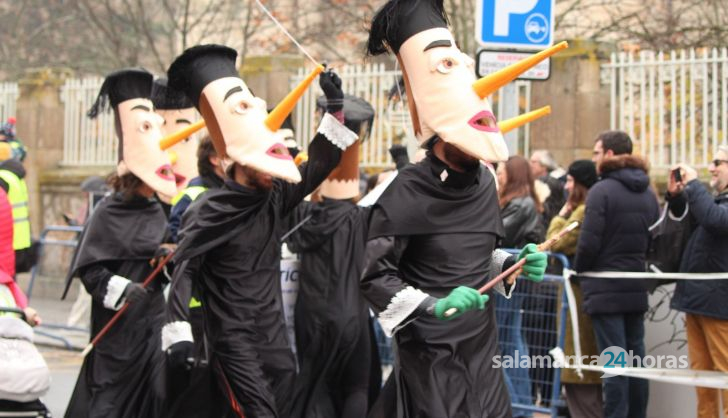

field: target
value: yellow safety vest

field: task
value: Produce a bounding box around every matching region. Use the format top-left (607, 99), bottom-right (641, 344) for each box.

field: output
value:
top-left (171, 185), bottom-right (208, 206)
top-left (0, 170), bottom-right (30, 250)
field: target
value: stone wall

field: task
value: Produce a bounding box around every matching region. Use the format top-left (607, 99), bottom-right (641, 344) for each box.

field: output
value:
top-left (529, 40), bottom-right (613, 167)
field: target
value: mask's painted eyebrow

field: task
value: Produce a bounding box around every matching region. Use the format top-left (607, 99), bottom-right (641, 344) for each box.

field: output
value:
top-left (424, 39), bottom-right (452, 52)
top-left (224, 86), bottom-right (244, 101)
top-left (175, 118), bottom-right (192, 125)
top-left (131, 104), bottom-right (152, 112)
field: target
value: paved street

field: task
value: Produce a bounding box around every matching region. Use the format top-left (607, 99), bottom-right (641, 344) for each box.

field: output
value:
top-left (38, 346), bottom-right (83, 417)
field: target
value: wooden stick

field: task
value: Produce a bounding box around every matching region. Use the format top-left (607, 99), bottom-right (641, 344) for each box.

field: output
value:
top-left (81, 252), bottom-right (175, 357)
top-left (444, 222), bottom-right (579, 318)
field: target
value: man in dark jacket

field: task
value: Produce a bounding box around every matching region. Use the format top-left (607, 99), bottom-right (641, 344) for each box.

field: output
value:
top-left (666, 145), bottom-right (728, 418)
top-left (575, 130), bottom-right (659, 418)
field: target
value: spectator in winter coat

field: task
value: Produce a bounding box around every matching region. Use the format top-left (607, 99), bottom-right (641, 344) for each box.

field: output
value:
top-left (575, 130), bottom-right (659, 418)
top-left (548, 160), bottom-right (601, 418)
top-left (666, 145), bottom-right (728, 418)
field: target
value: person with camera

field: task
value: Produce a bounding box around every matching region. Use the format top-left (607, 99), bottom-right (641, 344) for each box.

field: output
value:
top-left (667, 145), bottom-right (728, 418)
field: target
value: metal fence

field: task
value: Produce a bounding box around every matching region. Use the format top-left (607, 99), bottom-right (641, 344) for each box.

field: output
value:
top-left (603, 48), bottom-right (728, 169)
top-left (60, 77), bottom-right (117, 166)
top-left (0, 82), bottom-right (19, 123)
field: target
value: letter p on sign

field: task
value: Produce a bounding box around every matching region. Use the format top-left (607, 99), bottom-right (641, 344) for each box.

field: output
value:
top-left (494, 0), bottom-right (538, 36)
top-left (477, 0), bottom-right (554, 50)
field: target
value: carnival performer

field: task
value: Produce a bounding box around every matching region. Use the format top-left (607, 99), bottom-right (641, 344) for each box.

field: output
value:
top-left (285, 95), bottom-right (377, 418)
top-left (362, 1), bottom-right (551, 416)
top-left (161, 44), bottom-right (357, 418)
top-left (151, 77), bottom-right (202, 194)
top-left (62, 68), bottom-right (178, 418)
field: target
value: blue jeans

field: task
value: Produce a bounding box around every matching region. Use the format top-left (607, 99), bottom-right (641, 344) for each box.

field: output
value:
top-left (591, 313), bottom-right (649, 418)
top-left (496, 293), bottom-right (533, 418)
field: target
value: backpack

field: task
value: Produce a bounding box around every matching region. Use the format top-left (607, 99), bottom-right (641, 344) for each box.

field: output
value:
top-left (645, 202), bottom-right (691, 291)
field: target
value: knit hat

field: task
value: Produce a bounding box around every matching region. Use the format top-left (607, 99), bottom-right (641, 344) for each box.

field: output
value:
top-left (567, 159), bottom-right (598, 188)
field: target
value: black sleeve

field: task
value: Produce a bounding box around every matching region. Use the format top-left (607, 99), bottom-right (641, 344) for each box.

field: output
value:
top-left (685, 180), bottom-right (728, 235)
top-left (78, 261), bottom-right (127, 309)
top-left (0, 178), bottom-right (8, 193)
top-left (165, 258), bottom-right (200, 325)
top-left (278, 133), bottom-right (342, 216)
top-left (360, 236), bottom-right (436, 335)
top-left (283, 201), bottom-right (315, 253)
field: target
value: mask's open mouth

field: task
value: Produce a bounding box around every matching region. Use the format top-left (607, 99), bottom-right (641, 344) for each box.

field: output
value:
top-left (468, 110), bottom-right (500, 133)
top-left (266, 143), bottom-right (293, 161)
top-left (174, 173), bottom-right (187, 187)
top-left (156, 165), bottom-right (176, 181)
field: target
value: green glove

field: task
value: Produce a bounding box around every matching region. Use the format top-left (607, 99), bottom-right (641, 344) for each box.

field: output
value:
top-left (518, 243), bottom-right (547, 282)
top-left (434, 286), bottom-right (490, 320)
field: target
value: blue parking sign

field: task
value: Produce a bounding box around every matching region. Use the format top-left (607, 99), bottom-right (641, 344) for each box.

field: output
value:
top-left (476, 0), bottom-right (554, 50)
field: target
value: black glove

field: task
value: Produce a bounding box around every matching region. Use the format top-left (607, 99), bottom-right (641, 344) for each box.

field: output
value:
top-left (150, 244), bottom-right (174, 268)
top-left (122, 283), bottom-right (149, 304)
top-left (389, 144), bottom-right (410, 170)
top-left (319, 70), bottom-right (344, 113)
top-left (166, 341), bottom-right (194, 371)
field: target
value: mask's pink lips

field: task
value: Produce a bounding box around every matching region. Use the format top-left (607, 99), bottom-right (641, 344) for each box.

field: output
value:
top-left (468, 110), bottom-right (500, 133)
top-left (156, 165), bottom-right (176, 181)
top-left (266, 143), bottom-right (293, 161)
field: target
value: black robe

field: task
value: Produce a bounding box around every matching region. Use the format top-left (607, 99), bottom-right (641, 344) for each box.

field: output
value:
top-left (173, 133), bottom-right (345, 418)
top-left (361, 154), bottom-right (514, 418)
top-left (285, 199), bottom-right (375, 418)
top-left (63, 193), bottom-right (167, 418)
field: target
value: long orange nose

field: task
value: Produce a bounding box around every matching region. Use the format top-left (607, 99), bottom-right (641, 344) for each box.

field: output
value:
top-left (265, 65), bottom-right (325, 132)
top-left (473, 42), bottom-right (568, 99)
top-left (160, 120), bottom-right (205, 151)
top-left (498, 106), bottom-right (551, 134)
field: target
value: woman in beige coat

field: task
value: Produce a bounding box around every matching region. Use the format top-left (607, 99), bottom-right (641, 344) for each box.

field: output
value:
top-left (548, 160), bottom-right (602, 418)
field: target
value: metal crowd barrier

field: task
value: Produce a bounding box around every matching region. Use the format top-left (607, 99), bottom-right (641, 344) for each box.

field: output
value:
top-left (373, 250), bottom-right (571, 418)
top-left (26, 225), bottom-right (85, 350)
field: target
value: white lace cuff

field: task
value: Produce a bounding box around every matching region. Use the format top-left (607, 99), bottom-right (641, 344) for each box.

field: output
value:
top-left (491, 249), bottom-right (515, 298)
top-left (161, 321), bottom-right (194, 351)
top-left (103, 275), bottom-right (131, 310)
top-left (378, 286), bottom-right (429, 337)
top-left (317, 112), bottom-right (358, 150)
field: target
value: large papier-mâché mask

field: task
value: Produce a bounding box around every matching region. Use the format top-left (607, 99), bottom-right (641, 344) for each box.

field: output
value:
top-left (399, 27), bottom-right (509, 163)
top-left (157, 107), bottom-right (200, 190)
top-left (116, 98), bottom-right (177, 202)
top-left (198, 77), bottom-right (301, 183)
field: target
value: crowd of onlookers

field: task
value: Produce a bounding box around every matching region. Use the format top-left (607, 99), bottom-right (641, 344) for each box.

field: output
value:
top-left (453, 131), bottom-right (727, 418)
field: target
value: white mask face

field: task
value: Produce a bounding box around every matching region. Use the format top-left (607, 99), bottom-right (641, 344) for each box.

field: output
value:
top-left (116, 98), bottom-right (177, 202)
top-left (198, 77), bottom-right (301, 183)
top-left (157, 107), bottom-right (200, 190)
top-left (399, 27), bottom-right (509, 162)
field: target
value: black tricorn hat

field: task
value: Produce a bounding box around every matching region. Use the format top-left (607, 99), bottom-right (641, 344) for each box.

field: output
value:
top-left (367, 0), bottom-right (448, 55)
top-left (316, 94), bottom-right (375, 141)
top-left (151, 77), bottom-right (195, 110)
top-left (87, 68), bottom-right (153, 118)
top-left (167, 44), bottom-right (239, 108)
